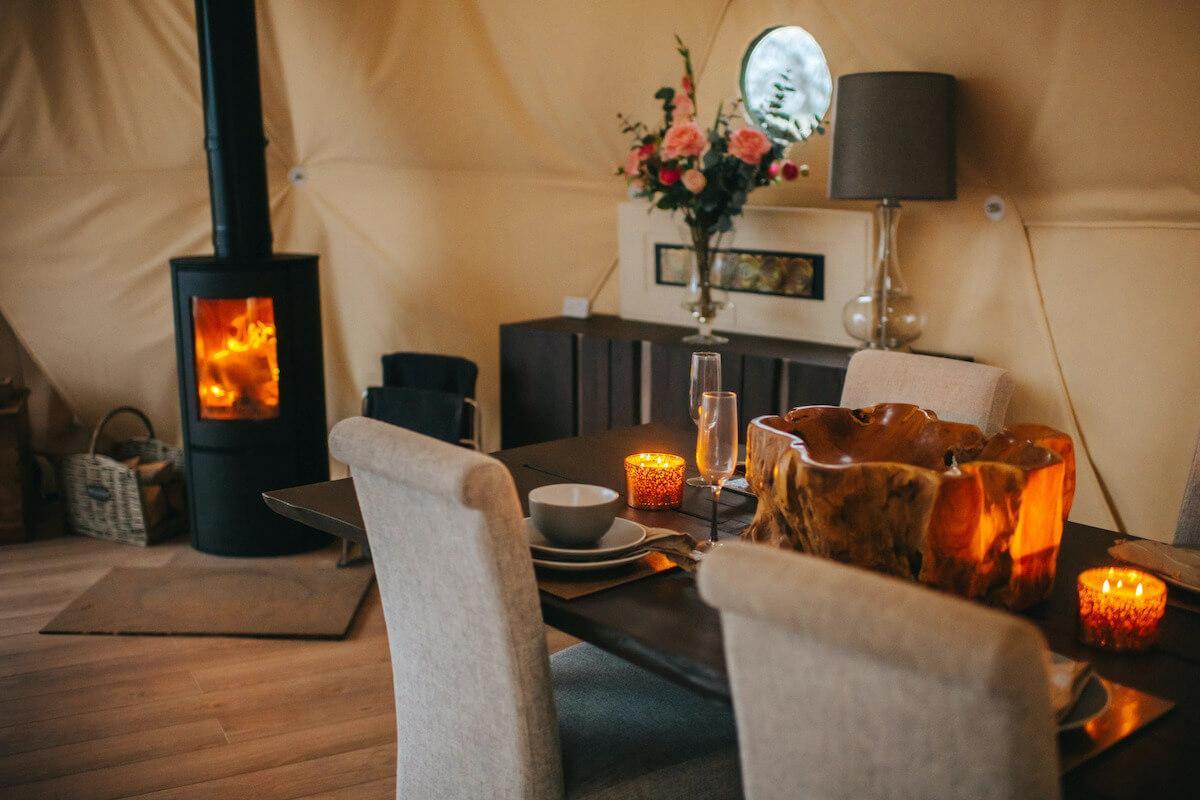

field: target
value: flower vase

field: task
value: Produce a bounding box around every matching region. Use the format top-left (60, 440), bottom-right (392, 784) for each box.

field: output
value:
top-left (681, 225), bottom-right (730, 344)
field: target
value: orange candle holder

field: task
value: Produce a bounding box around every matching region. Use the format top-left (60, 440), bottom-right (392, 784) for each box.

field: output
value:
top-left (624, 453), bottom-right (686, 510)
top-left (1077, 566), bottom-right (1167, 652)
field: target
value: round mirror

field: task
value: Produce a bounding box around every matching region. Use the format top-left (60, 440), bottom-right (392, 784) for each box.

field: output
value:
top-left (740, 26), bottom-right (832, 143)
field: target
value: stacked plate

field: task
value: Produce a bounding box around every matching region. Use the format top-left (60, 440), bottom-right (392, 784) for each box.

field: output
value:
top-left (525, 517), bottom-right (650, 572)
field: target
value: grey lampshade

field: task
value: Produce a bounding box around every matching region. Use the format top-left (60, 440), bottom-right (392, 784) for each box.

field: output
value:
top-left (828, 72), bottom-right (957, 201)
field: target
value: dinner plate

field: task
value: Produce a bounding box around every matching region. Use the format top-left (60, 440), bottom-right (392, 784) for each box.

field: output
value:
top-left (531, 549), bottom-right (648, 572)
top-left (1058, 674), bottom-right (1110, 732)
top-left (525, 517), bottom-right (647, 561)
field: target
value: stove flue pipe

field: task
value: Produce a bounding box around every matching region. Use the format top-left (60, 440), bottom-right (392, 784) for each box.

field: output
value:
top-left (194, 0), bottom-right (273, 260)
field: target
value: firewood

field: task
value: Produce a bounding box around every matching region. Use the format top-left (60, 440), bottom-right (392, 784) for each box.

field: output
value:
top-left (135, 459), bottom-right (173, 485)
top-left (139, 484), bottom-right (168, 529)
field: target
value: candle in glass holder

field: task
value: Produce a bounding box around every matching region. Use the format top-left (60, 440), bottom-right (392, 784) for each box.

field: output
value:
top-left (1077, 566), bottom-right (1167, 652)
top-left (624, 453), bottom-right (686, 510)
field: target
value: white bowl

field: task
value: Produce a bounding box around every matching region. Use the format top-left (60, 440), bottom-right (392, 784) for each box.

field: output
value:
top-left (528, 484), bottom-right (623, 548)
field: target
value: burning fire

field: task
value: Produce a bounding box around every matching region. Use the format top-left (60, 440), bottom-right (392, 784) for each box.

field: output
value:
top-left (193, 297), bottom-right (280, 420)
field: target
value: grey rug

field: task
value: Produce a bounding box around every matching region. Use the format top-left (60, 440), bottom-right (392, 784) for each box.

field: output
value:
top-left (41, 557), bottom-right (374, 640)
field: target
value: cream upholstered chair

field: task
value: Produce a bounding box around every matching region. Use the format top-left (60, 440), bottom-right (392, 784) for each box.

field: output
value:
top-left (840, 349), bottom-right (1014, 434)
top-left (698, 542), bottom-right (1059, 800)
top-left (329, 417), bottom-right (741, 800)
top-left (1175, 430), bottom-right (1200, 546)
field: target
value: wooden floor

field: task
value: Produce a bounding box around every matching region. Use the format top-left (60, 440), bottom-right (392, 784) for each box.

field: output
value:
top-left (0, 535), bottom-right (576, 799)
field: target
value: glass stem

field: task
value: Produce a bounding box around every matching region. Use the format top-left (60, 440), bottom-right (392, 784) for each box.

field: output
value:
top-left (710, 485), bottom-right (721, 544)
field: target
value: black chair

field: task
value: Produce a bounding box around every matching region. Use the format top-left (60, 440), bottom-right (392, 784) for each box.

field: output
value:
top-left (361, 386), bottom-right (471, 448)
top-left (381, 352), bottom-right (478, 397)
top-left (379, 352), bottom-right (480, 447)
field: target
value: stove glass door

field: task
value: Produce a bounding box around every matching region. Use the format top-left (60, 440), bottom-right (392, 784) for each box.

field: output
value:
top-left (192, 297), bottom-right (280, 420)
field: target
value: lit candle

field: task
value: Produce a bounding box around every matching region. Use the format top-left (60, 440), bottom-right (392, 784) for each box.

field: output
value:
top-left (624, 453), bottom-right (686, 510)
top-left (1077, 566), bottom-right (1167, 652)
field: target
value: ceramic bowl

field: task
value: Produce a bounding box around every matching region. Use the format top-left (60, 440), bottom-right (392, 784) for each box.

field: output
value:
top-left (528, 483), bottom-right (623, 548)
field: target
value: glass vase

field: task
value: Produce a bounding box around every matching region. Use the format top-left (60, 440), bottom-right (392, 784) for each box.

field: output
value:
top-left (842, 201), bottom-right (925, 350)
top-left (680, 225), bottom-right (731, 345)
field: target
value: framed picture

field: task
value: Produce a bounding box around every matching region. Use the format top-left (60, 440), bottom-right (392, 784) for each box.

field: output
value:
top-left (654, 243), bottom-right (824, 300)
top-left (618, 201), bottom-right (871, 344)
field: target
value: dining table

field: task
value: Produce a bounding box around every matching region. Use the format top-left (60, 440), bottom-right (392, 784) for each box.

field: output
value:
top-left (264, 422), bottom-right (1199, 799)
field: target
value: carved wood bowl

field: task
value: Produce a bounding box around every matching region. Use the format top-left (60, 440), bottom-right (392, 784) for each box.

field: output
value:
top-left (744, 403), bottom-right (1076, 610)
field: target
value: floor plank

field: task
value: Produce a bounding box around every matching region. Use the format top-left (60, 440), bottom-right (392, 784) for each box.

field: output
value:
top-left (0, 718), bottom-right (228, 787)
top-left (0, 534), bottom-right (575, 798)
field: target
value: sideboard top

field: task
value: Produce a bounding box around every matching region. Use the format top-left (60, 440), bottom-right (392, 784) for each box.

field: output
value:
top-left (501, 315), bottom-right (856, 368)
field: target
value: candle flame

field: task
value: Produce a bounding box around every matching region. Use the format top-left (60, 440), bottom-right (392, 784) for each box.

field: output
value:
top-left (1102, 579), bottom-right (1110, 593)
top-left (1136, 582), bottom-right (1144, 597)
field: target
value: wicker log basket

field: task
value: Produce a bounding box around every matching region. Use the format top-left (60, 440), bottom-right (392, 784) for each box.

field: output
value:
top-left (62, 406), bottom-right (186, 546)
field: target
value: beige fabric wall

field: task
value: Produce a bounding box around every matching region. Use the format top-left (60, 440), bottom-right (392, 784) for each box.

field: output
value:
top-left (1, 0), bottom-right (1197, 540)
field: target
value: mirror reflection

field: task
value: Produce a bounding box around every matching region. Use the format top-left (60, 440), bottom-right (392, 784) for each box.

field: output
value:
top-left (740, 26), bottom-right (832, 142)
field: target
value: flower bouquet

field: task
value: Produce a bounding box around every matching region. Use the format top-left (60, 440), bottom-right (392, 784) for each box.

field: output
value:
top-left (618, 36), bottom-right (823, 343)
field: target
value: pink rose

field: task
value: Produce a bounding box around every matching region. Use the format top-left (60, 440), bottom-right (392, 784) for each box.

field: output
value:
top-left (682, 168), bottom-right (706, 193)
top-left (672, 92), bottom-right (695, 120)
top-left (661, 121), bottom-right (708, 160)
top-left (624, 149), bottom-right (642, 177)
top-left (727, 127), bottom-right (772, 165)
top-left (767, 161), bottom-right (782, 179)
top-left (659, 166), bottom-right (682, 186)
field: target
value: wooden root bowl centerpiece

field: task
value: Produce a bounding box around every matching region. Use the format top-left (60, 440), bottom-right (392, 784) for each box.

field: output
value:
top-left (744, 403), bottom-right (1075, 610)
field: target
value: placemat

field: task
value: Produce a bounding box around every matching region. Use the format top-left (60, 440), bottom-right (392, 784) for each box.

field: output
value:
top-left (536, 552), bottom-right (678, 600)
top-left (1059, 678), bottom-right (1174, 773)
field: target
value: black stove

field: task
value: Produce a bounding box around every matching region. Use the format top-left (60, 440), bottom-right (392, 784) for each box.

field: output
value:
top-left (170, 0), bottom-right (329, 556)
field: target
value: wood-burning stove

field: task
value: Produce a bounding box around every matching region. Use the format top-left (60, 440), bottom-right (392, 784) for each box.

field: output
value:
top-left (170, 0), bottom-right (329, 555)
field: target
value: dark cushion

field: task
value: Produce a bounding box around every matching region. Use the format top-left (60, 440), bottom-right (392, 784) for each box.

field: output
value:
top-left (381, 352), bottom-right (478, 397)
top-left (552, 643), bottom-right (743, 800)
top-left (363, 386), bottom-right (465, 444)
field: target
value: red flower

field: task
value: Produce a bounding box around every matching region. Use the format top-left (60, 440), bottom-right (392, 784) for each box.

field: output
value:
top-left (659, 166), bottom-right (682, 186)
top-left (781, 160), bottom-right (800, 180)
top-left (637, 142), bottom-right (656, 158)
top-left (681, 75), bottom-right (694, 94)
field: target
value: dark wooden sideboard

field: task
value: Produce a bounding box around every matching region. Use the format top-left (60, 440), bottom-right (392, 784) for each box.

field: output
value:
top-left (500, 315), bottom-right (856, 448)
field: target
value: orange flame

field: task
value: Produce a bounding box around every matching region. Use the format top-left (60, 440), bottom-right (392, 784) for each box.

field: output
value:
top-left (193, 297), bottom-right (280, 420)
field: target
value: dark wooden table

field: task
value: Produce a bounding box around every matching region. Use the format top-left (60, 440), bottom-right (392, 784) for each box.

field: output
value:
top-left (264, 423), bottom-right (1200, 798)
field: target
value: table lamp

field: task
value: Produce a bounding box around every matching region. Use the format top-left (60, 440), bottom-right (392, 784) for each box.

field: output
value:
top-left (829, 71), bottom-right (956, 350)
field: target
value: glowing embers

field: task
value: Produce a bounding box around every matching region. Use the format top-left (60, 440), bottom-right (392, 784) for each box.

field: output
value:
top-left (192, 297), bottom-right (280, 420)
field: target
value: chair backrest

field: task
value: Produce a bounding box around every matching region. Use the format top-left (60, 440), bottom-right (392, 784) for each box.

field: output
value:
top-left (363, 385), bottom-right (466, 445)
top-left (698, 542), bottom-right (1059, 800)
top-left (382, 351), bottom-right (479, 398)
top-left (840, 350), bottom-right (1014, 434)
top-left (1175, 429), bottom-right (1200, 546)
top-left (329, 417), bottom-right (561, 800)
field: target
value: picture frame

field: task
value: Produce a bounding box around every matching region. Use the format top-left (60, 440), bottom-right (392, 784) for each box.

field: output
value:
top-left (618, 201), bottom-right (871, 344)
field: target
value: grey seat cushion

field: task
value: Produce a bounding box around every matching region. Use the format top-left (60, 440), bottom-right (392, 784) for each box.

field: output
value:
top-left (552, 643), bottom-right (743, 800)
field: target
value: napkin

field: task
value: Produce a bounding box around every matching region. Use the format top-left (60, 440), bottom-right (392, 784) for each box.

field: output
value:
top-left (1108, 538), bottom-right (1200, 592)
top-left (1046, 652), bottom-right (1094, 722)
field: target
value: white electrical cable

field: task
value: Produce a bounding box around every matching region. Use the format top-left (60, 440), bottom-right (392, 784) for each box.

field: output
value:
top-left (1009, 197), bottom-right (1128, 534)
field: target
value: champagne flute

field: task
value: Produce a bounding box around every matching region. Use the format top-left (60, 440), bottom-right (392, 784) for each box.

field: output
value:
top-left (687, 352), bottom-right (721, 487)
top-left (696, 391), bottom-right (738, 547)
